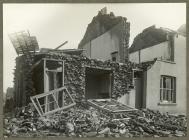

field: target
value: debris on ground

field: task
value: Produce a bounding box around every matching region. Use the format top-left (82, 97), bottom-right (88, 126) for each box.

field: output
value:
top-left (3, 103), bottom-right (187, 138)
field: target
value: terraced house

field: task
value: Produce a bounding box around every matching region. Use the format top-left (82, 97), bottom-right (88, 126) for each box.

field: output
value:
top-left (129, 25), bottom-right (186, 114)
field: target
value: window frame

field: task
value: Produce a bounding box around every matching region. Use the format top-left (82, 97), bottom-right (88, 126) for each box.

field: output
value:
top-left (30, 87), bottom-right (76, 116)
top-left (160, 75), bottom-right (176, 103)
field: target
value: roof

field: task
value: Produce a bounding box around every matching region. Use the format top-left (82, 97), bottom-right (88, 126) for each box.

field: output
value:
top-left (129, 25), bottom-right (176, 53)
top-left (40, 48), bottom-right (85, 55)
top-left (177, 24), bottom-right (186, 37)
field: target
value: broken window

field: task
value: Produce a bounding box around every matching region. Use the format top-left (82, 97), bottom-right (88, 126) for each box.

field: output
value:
top-left (160, 76), bottom-right (176, 103)
top-left (30, 87), bottom-right (76, 116)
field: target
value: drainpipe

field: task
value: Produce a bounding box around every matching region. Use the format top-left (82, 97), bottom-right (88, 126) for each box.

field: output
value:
top-left (139, 49), bottom-right (141, 64)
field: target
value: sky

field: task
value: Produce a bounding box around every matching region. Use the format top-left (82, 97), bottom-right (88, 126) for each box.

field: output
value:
top-left (3, 3), bottom-right (186, 93)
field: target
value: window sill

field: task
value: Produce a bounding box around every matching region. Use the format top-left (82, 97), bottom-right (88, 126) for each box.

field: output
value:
top-left (158, 102), bottom-right (177, 106)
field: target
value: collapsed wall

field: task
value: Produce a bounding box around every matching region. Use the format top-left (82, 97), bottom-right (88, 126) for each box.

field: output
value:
top-left (36, 52), bottom-right (137, 101)
top-left (14, 52), bottom-right (153, 107)
top-left (78, 8), bottom-right (130, 62)
top-left (13, 56), bottom-right (36, 107)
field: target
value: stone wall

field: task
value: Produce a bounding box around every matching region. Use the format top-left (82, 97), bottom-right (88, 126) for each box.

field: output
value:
top-left (14, 52), bottom-right (153, 107)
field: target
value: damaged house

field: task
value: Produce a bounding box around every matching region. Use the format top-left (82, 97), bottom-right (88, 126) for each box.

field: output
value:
top-left (78, 7), bottom-right (130, 63)
top-left (5, 7), bottom-right (187, 138)
top-left (129, 25), bottom-right (186, 114)
top-left (14, 47), bottom-right (153, 116)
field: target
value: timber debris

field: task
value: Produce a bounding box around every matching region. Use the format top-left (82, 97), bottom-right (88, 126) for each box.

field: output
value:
top-left (4, 103), bottom-right (187, 138)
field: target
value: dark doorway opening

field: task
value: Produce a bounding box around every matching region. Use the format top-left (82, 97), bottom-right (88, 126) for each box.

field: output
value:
top-left (85, 67), bottom-right (113, 99)
top-left (133, 69), bottom-right (143, 109)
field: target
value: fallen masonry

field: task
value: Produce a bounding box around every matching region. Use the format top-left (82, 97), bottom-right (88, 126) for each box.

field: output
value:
top-left (4, 103), bottom-right (187, 138)
top-left (6, 49), bottom-right (187, 138)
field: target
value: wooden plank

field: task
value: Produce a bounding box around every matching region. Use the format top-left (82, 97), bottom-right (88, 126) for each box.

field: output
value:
top-left (87, 99), bottom-right (137, 114)
top-left (43, 58), bottom-right (64, 62)
top-left (45, 69), bottom-right (62, 72)
top-left (31, 59), bottom-right (42, 70)
top-left (52, 91), bottom-right (60, 109)
top-left (62, 61), bottom-right (64, 86)
top-left (30, 97), bottom-right (42, 116)
top-left (32, 87), bottom-right (66, 99)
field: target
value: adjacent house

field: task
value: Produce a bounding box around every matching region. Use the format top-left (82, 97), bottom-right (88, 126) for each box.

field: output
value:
top-left (129, 25), bottom-right (186, 114)
top-left (78, 7), bottom-right (130, 63)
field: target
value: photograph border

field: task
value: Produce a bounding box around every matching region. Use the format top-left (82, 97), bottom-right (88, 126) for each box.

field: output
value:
top-left (0, 0), bottom-right (188, 140)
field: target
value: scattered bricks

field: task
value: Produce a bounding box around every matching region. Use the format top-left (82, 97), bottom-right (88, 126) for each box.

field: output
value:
top-left (4, 104), bottom-right (187, 138)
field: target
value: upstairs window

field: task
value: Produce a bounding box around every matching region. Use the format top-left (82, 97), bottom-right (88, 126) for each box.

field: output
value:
top-left (160, 75), bottom-right (176, 103)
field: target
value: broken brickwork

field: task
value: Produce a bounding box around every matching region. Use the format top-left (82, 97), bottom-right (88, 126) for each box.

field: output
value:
top-left (13, 51), bottom-right (154, 107)
top-left (35, 52), bottom-right (137, 101)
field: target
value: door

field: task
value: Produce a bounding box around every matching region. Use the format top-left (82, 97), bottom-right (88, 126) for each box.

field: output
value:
top-left (134, 78), bottom-right (143, 109)
top-left (133, 70), bottom-right (143, 109)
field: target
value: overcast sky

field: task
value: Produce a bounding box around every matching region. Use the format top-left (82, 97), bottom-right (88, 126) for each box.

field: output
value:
top-left (3, 3), bottom-right (186, 92)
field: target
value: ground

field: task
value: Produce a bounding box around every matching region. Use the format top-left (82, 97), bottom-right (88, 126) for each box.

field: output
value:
top-left (3, 103), bottom-right (187, 138)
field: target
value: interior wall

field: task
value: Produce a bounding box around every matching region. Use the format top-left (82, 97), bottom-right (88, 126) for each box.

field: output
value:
top-left (85, 74), bottom-right (100, 99)
top-left (99, 74), bottom-right (110, 96)
top-left (85, 69), bottom-right (112, 99)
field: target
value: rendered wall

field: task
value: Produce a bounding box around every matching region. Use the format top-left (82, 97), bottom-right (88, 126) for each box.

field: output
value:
top-left (81, 21), bottom-right (130, 63)
top-left (90, 23), bottom-right (121, 61)
top-left (146, 35), bottom-right (186, 114)
top-left (129, 41), bottom-right (169, 63)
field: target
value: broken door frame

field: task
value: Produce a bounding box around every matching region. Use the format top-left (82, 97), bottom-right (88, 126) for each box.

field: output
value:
top-left (43, 58), bottom-right (64, 112)
top-left (30, 86), bottom-right (76, 116)
top-left (43, 58), bottom-right (64, 92)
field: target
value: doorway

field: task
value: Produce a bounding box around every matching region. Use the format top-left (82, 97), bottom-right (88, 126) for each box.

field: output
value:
top-left (133, 69), bottom-right (143, 109)
top-left (85, 67), bottom-right (113, 99)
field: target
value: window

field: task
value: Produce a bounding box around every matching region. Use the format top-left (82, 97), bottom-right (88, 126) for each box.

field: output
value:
top-left (30, 87), bottom-right (76, 116)
top-left (160, 76), bottom-right (176, 103)
top-left (111, 51), bottom-right (118, 62)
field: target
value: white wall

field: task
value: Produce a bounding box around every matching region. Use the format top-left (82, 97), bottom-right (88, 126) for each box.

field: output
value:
top-left (90, 29), bottom-right (118, 61)
top-left (82, 23), bottom-right (122, 61)
top-left (145, 35), bottom-right (186, 114)
top-left (129, 41), bottom-right (169, 63)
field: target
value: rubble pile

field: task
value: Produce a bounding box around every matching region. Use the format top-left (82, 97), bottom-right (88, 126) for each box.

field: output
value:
top-left (4, 104), bottom-right (187, 138)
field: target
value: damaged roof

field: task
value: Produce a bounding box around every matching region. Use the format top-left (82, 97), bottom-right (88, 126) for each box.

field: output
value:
top-left (78, 8), bottom-right (128, 48)
top-left (139, 59), bottom-right (157, 70)
top-left (177, 24), bottom-right (186, 37)
top-left (129, 25), bottom-right (176, 53)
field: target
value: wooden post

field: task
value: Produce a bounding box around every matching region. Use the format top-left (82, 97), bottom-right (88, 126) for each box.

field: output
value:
top-left (43, 59), bottom-right (48, 113)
